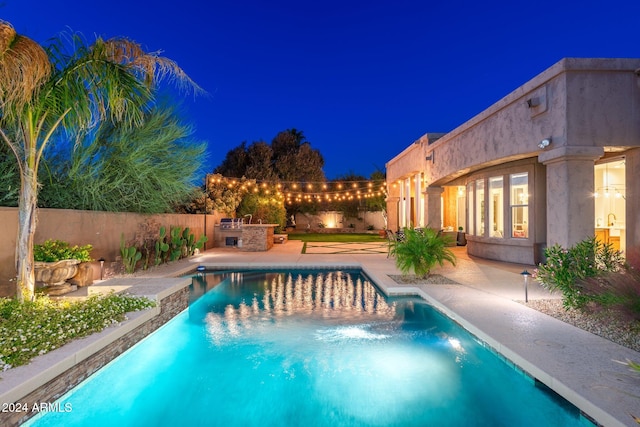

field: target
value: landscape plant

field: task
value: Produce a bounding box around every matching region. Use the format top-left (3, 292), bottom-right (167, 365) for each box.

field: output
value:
top-left (38, 102), bottom-right (206, 213)
top-left (0, 293), bottom-right (155, 371)
top-left (120, 234), bottom-right (142, 274)
top-left (575, 246), bottom-right (640, 320)
top-left (34, 239), bottom-right (92, 263)
top-left (237, 192), bottom-right (287, 231)
top-left (390, 227), bottom-right (456, 278)
top-left (535, 237), bottom-right (625, 309)
top-left (0, 20), bottom-right (200, 301)
top-left (154, 226), bottom-right (169, 265)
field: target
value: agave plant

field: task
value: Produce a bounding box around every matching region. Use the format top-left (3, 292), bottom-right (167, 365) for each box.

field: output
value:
top-left (390, 227), bottom-right (456, 278)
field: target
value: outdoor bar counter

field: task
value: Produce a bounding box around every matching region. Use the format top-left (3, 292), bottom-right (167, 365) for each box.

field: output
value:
top-left (213, 223), bottom-right (279, 251)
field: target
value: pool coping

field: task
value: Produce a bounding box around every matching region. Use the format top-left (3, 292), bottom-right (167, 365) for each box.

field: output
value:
top-left (2, 246), bottom-right (639, 427)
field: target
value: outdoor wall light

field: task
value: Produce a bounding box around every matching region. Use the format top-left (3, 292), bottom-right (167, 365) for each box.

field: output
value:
top-left (425, 152), bottom-right (435, 163)
top-left (526, 97), bottom-right (539, 108)
top-left (538, 138), bottom-right (551, 149)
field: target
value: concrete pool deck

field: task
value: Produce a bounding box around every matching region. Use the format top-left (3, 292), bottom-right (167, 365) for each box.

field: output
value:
top-left (2, 241), bottom-right (639, 426)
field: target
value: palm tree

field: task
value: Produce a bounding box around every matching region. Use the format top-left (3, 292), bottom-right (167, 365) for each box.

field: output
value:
top-left (0, 20), bottom-right (200, 301)
top-left (390, 227), bottom-right (456, 278)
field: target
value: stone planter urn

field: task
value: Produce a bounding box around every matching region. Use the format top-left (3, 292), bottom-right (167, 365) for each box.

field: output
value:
top-left (34, 259), bottom-right (81, 295)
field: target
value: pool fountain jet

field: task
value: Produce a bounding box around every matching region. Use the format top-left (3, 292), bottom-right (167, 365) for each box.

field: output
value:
top-left (244, 214), bottom-right (252, 224)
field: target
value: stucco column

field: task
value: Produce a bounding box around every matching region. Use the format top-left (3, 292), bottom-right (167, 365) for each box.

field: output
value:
top-left (538, 146), bottom-right (603, 248)
top-left (425, 186), bottom-right (444, 230)
top-left (404, 178), bottom-right (412, 227)
top-left (414, 174), bottom-right (422, 227)
top-left (625, 147), bottom-right (640, 248)
top-left (397, 183), bottom-right (405, 228)
top-left (386, 196), bottom-right (400, 232)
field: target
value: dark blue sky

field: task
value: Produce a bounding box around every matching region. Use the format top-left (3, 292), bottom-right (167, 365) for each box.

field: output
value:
top-left (3, 0), bottom-right (639, 181)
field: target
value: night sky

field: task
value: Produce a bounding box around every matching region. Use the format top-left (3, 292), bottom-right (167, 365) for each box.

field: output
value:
top-left (3, 0), bottom-right (639, 181)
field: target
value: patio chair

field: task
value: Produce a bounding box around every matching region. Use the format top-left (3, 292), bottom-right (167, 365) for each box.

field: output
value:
top-left (386, 229), bottom-right (403, 258)
top-left (387, 229), bottom-right (398, 258)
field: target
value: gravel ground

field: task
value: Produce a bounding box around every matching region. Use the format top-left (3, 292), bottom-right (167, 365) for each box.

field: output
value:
top-left (389, 274), bottom-right (640, 353)
top-left (523, 299), bottom-right (640, 353)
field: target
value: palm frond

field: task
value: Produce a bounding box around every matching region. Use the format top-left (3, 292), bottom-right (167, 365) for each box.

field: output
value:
top-left (0, 21), bottom-right (51, 122)
top-left (99, 37), bottom-right (204, 95)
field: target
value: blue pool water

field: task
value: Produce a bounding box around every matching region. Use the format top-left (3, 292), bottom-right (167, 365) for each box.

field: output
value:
top-left (28, 270), bottom-right (591, 426)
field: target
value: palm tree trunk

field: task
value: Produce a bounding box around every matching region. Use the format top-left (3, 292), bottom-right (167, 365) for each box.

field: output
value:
top-left (15, 167), bottom-right (38, 302)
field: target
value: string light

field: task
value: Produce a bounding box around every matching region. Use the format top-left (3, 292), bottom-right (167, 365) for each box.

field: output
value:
top-left (205, 173), bottom-right (388, 205)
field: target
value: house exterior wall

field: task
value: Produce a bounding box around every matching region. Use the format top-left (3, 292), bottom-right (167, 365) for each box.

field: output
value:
top-left (386, 58), bottom-right (640, 265)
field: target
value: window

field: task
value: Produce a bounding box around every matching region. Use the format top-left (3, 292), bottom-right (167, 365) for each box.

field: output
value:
top-left (510, 173), bottom-right (529, 238)
top-left (476, 179), bottom-right (485, 236)
top-left (489, 176), bottom-right (504, 238)
top-left (467, 183), bottom-right (475, 235)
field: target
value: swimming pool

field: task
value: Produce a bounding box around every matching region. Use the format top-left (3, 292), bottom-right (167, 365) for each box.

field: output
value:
top-left (27, 269), bottom-right (591, 426)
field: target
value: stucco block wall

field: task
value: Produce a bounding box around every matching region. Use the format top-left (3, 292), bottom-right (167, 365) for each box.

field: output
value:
top-left (565, 62), bottom-right (640, 146)
top-left (0, 208), bottom-right (222, 296)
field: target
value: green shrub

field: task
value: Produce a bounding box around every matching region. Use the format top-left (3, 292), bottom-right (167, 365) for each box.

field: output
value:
top-left (0, 293), bottom-right (155, 370)
top-left (577, 246), bottom-right (640, 320)
top-left (535, 237), bottom-right (624, 309)
top-left (390, 228), bottom-right (456, 278)
top-left (33, 239), bottom-right (93, 262)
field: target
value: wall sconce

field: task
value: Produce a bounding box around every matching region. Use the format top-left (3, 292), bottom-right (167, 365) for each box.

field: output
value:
top-left (537, 138), bottom-right (551, 149)
top-left (425, 152), bottom-right (435, 163)
top-left (526, 97), bottom-right (539, 108)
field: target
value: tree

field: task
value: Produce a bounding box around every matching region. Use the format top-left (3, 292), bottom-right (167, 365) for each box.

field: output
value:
top-left (0, 21), bottom-right (200, 301)
top-left (244, 141), bottom-right (277, 181)
top-left (214, 128), bottom-right (325, 183)
top-left (366, 169), bottom-right (388, 228)
top-left (39, 101), bottom-right (206, 213)
top-left (214, 142), bottom-right (248, 178)
top-left (205, 173), bottom-right (254, 216)
top-left (271, 129), bottom-right (325, 182)
top-left (237, 192), bottom-right (286, 230)
top-left (0, 143), bottom-right (19, 206)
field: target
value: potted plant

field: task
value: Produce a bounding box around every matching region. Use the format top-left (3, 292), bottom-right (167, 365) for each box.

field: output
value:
top-left (34, 239), bottom-right (93, 295)
top-left (457, 226), bottom-right (467, 246)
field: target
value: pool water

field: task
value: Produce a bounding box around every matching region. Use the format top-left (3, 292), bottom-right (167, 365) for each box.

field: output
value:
top-left (28, 270), bottom-right (591, 427)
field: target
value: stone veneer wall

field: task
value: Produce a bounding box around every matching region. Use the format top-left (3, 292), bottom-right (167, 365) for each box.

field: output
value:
top-left (1, 287), bottom-right (189, 427)
top-left (241, 226), bottom-right (274, 251)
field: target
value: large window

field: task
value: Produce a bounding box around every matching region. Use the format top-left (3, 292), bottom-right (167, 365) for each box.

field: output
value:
top-left (489, 176), bottom-right (504, 238)
top-left (475, 179), bottom-right (485, 236)
top-left (510, 173), bottom-right (529, 239)
top-left (467, 183), bottom-right (475, 235)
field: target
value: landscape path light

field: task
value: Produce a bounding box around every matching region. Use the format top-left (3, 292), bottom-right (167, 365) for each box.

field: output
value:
top-left (520, 270), bottom-right (531, 302)
top-left (98, 257), bottom-right (105, 280)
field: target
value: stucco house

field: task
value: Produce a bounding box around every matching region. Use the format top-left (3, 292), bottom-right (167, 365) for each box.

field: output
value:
top-left (385, 58), bottom-right (640, 265)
